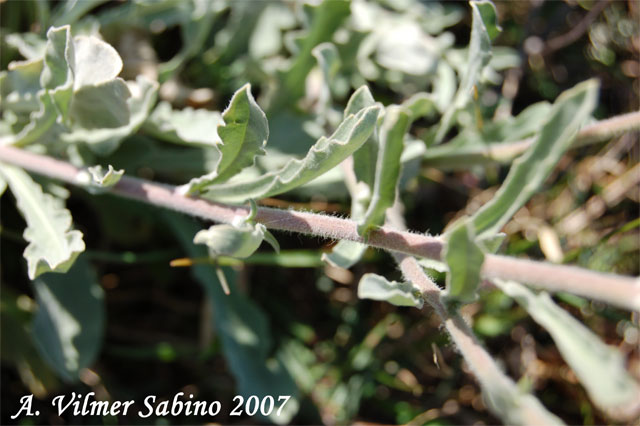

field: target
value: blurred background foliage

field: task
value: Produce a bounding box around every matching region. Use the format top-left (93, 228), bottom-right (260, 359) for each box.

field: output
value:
top-left (1, 0), bottom-right (638, 424)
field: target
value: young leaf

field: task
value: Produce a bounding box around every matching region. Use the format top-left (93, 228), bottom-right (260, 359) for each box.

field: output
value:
top-left (495, 280), bottom-right (640, 419)
top-left (357, 273), bottom-right (424, 308)
top-left (197, 105), bottom-right (380, 203)
top-left (442, 219), bottom-right (485, 305)
top-left (472, 79), bottom-right (599, 239)
top-left (185, 84), bottom-right (268, 192)
top-left (434, 0), bottom-right (498, 144)
top-left (358, 106), bottom-right (410, 236)
top-left (194, 222), bottom-right (270, 259)
top-left (0, 164), bottom-right (85, 279)
top-left (31, 257), bottom-right (105, 382)
top-left (76, 164), bottom-right (124, 188)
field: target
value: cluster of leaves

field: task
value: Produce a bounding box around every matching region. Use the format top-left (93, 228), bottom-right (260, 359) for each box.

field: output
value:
top-left (1, 0), bottom-right (638, 424)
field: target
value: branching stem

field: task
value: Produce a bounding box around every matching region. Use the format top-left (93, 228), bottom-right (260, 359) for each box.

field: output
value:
top-left (0, 144), bottom-right (638, 311)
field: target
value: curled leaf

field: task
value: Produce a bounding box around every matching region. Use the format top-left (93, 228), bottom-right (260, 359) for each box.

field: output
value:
top-left (358, 273), bottom-right (423, 308)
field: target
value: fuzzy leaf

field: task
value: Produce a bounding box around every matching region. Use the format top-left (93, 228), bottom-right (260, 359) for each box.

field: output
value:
top-left (495, 280), bottom-right (640, 418)
top-left (185, 84), bottom-right (268, 191)
top-left (434, 0), bottom-right (496, 144)
top-left (358, 106), bottom-right (410, 236)
top-left (472, 79), bottom-right (598, 239)
top-left (0, 164), bottom-right (85, 279)
top-left (194, 222), bottom-right (270, 259)
top-left (0, 90), bottom-right (58, 146)
top-left (143, 101), bottom-right (224, 147)
top-left (358, 273), bottom-right (423, 308)
top-left (198, 105), bottom-right (380, 203)
top-left (0, 59), bottom-right (44, 113)
top-left (40, 25), bottom-right (74, 122)
top-left (442, 219), bottom-right (485, 305)
top-left (348, 86), bottom-right (378, 188)
top-left (322, 240), bottom-right (368, 269)
top-left (31, 257), bottom-right (105, 382)
top-left (79, 164), bottom-right (124, 188)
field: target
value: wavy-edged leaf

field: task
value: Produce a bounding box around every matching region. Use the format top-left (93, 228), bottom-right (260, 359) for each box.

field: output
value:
top-left (185, 84), bottom-right (268, 192)
top-left (31, 257), bottom-right (104, 382)
top-left (40, 25), bottom-right (74, 122)
top-left (0, 164), bottom-right (85, 279)
top-left (357, 273), bottom-right (423, 308)
top-left (472, 79), bottom-right (598, 239)
top-left (0, 90), bottom-right (58, 146)
top-left (61, 75), bottom-right (158, 155)
top-left (442, 219), bottom-right (485, 305)
top-left (143, 101), bottom-right (224, 147)
top-left (199, 105), bottom-right (380, 203)
top-left (77, 164), bottom-right (124, 188)
top-left (495, 279), bottom-right (640, 419)
top-left (166, 213), bottom-right (299, 424)
top-left (348, 86), bottom-right (378, 188)
top-left (358, 106), bottom-right (410, 236)
top-left (434, 0), bottom-right (498, 144)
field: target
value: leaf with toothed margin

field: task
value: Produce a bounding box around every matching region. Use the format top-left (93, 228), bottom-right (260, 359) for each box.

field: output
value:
top-left (358, 106), bottom-right (410, 237)
top-left (495, 279), bottom-right (640, 419)
top-left (196, 104), bottom-right (380, 203)
top-left (442, 218), bottom-right (485, 305)
top-left (184, 84), bottom-right (268, 192)
top-left (358, 273), bottom-right (423, 308)
top-left (0, 164), bottom-right (85, 279)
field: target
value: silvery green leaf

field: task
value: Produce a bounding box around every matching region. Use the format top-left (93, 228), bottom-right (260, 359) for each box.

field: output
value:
top-left (5, 33), bottom-right (48, 61)
top-left (0, 164), bottom-right (85, 279)
top-left (40, 25), bottom-right (74, 123)
top-left (322, 240), bottom-right (368, 269)
top-left (0, 59), bottom-right (44, 114)
top-left (69, 78), bottom-right (131, 129)
top-left (401, 93), bottom-right (437, 122)
top-left (472, 80), bottom-right (598, 239)
top-left (143, 101), bottom-right (224, 147)
top-left (375, 20), bottom-right (439, 75)
top-left (31, 257), bottom-right (104, 382)
top-left (357, 273), bottom-right (423, 308)
top-left (194, 222), bottom-right (268, 259)
top-left (358, 106), bottom-right (410, 236)
top-left (495, 279), bottom-right (640, 418)
top-left (442, 219), bottom-right (485, 305)
top-left (277, 0), bottom-right (350, 105)
top-left (199, 105), bottom-right (380, 203)
top-left (348, 86), bottom-right (378, 188)
top-left (433, 61), bottom-right (456, 112)
top-left (311, 42), bottom-right (340, 112)
top-left (70, 35), bottom-right (124, 89)
top-left (61, 75), bottom-right (158, 155)
top-left (0, 90), bottom-right (58, 146)
top-left (434, 0), bottom-right (498, 144)
top-left (185, 84), bottom-right (268, 191)
top-left (249, 2), bottom-right (296, 59)
top-left (84, 164), bottom-right (124, 188)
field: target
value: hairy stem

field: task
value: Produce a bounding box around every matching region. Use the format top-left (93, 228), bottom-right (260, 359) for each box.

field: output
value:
top-left (0, 145), bottom-right (638, 310)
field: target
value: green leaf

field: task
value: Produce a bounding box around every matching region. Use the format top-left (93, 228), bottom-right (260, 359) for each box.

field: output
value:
top-left (31, 257), bottom-right (104, 382)
top-left (194, 222), bottom-right (271, 259)
top-left (401, 93), bottom-right (437, 122)
top-left (495, 280), bottom-right (640, 417)
top-left (348, 86), bottom-right (378, 188)
top-left (434, 0), bottom-right (496, 144)
top-left (358, 106), bottom-right (410, 236)
top-left (198, 104), bottom-right (381, 203)
top-left (357, 273), bottom-right (424, 308)
top-left (76, 164), bottom-right (124, 188)
top-left (0, 90), bottom-right (58, 146)
top-left (277, 0), bottom-right (350, 105)
top-left (61, 75), bottom-right (158, 155)
top-left (69, 79), bottom-right (131, 129)
top-left (322, 240), bottom-right (368, 269)
top-left (41, 26), bottom-right (74, 122)
top-left (442, 219), bottom-right (485, 305)
top-left (166, 213), bottom-right (299, 424)
top-left (0, 59), bottom-right (44, 114)
top-left (185, 84), bottom-right (268, 192)
top-left (471, 79), bottom-right (599, 239)
top-left (143, 101), bottom-right (224, 147)
top-left (311, 42), bottom-right (341, 112)
top-left (0, 164), bottom-right (85, 279)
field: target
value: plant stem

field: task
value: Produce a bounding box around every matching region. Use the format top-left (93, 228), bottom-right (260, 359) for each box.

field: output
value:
top-left (0, 145), bottom-right (638, 311)
top-left (421, 110), bottom-right (640, 169)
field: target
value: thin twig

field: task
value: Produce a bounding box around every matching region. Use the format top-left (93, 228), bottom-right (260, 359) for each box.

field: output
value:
top-left (0, 145), bottom-right (638, 311)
